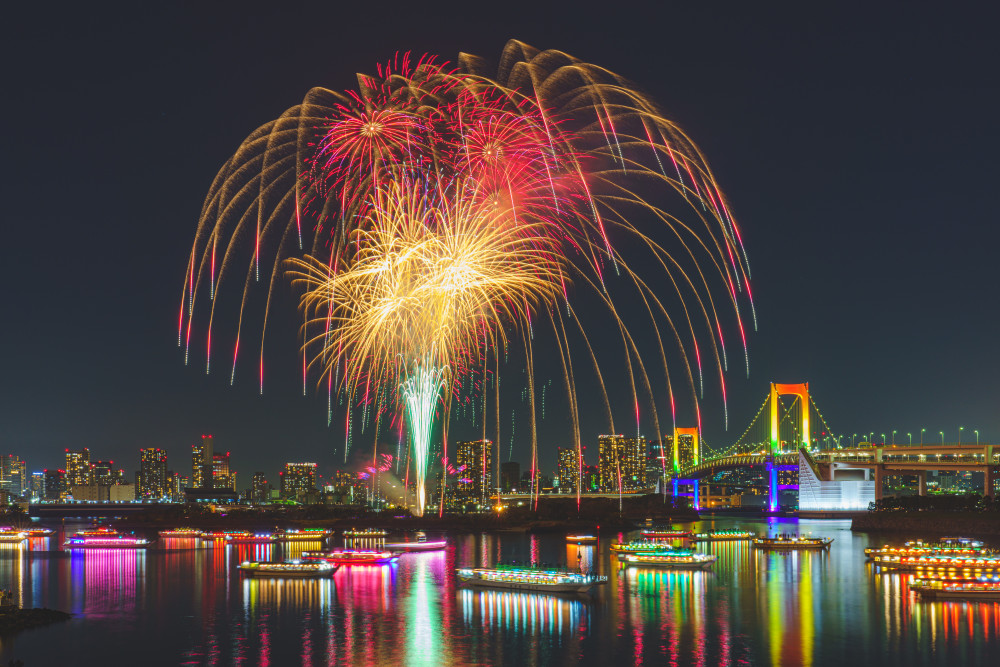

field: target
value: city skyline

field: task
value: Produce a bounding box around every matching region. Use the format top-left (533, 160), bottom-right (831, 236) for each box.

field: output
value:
top-left (2, 4), bottom-right (997, 482)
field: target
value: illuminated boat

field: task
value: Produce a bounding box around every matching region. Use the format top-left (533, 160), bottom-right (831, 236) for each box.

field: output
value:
top-left (159, 528), bottom-right (204, 538)
top-left (622, 550), bottom-right (717, 570)
top-left (384, 534), bottom-right (447, 552)
top-left (753, 536), bottom-right (832, 550)
top-left (456, 566), bottom-right (608, 593)
top-left (64, 527), bottom-right (150, 549)
top-left (640, 528), bottom-right (692, 539)
top-left (0, 529), bottom-right (27, 544)
top-left (610, 540), bottom-right (675, 555)
top-left (566, 535), bottom-right (598, 544)
top-left (864, 542), bottom-right (994, 560)
top-left (26, 528), bottom-right (54, 537)
top-left (274, 529), bottom-right (330, 541)
top-left (225, 532), bottom-right (275, 544)
top-left (342, 528), bottom-right (387, 539)
top-left (238, 560), bottom-right (338, 578)
top-left (302, 549), bottom-right (399, 565)
top-left (910, 578), bottom-right (1000, 601)
top-left (871, 554), bottom-right (1000, 571)
top-left (691, 531), bottom-right (755, 542)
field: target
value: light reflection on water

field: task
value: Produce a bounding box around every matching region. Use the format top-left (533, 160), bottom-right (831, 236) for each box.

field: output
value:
top-left (0, 519), bottom-right (998, 664)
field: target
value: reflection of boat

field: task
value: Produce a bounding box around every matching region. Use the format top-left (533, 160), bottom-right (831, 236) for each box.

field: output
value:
top-left (691, 531), bottom-right (754, 542)
top-left (566, 535), bottom-right (597, 544)
top-left (610, 540), bottom-right (673, 555)
top-left (238, 560), bottom-right (338, 578)
top-left (302, 549), bottom-right (399, 565)
top-left (872, 554), bottom-right (1000, 571)
top-left (64, 527), bottom-right (151, 549)
top-left (753, 536), bottom-right (832, 550)
top-left (274, 529), bottom-right (330, 541)
top-left (225, 532), bottom-right (275, 544)
top-left (0, 529), bottom-right (27, 544)
top-left (384, 534), bottom-right (446, 552)
top-left (910, 578), bottom-right (1000, 601)
top-left (457, 566), bottom-right (607, 593)
top-left (622, 551), bottom-right (717, 570)
top-left (159, 528), bottom-right (204, 538)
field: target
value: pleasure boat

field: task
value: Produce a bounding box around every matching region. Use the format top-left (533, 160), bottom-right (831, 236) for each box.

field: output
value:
top-left (238, 560), bottom-right (338, 578)
top-left (456, 566), bottom-right (607, 593)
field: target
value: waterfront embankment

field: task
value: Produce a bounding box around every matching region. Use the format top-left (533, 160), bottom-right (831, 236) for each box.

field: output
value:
top-left (852, 511), bottom-right (1000, 537)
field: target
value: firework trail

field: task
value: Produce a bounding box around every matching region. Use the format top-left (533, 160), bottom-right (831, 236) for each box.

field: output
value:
top-left (182, 41), bottom-right (754, 514)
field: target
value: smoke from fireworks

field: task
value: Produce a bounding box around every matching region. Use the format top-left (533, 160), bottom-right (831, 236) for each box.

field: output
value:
top-left (181, 41), bottom-right (754, 515)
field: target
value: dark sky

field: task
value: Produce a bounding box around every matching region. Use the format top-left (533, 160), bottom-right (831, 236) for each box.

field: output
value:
top-left (2, 2), bottom-right (998, 484)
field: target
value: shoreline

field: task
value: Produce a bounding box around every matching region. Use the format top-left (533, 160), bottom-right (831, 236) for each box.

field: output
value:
top-left (852, 511), bottom-right (1000, 537)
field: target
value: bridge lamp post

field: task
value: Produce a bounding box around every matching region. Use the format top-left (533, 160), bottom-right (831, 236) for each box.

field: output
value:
top-left (959, 426), bottom-right (964, 446)
top-left (907, 433), bottom-right (912, 445)
top-left (940, 431), bottom-right (944, 445)
top-left (892, 430), bottom-right (897, 445)
top-left (881, 433), bottom-right (886, 446)
top-left (975, 430), bottom-right (980, 445)
top-left (921, 428), bottom-right (925, 445)
top-left (852, 433), bottom-right (857, 446)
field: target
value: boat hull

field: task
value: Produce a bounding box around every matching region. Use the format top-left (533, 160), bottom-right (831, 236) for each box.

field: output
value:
top-left (913, 588), bottom-right (1000, 601)
top-left (384, 542), bottom-right (447, 552)
top-left (753, 539), bottom-right (831, 550)
top-left (625, 559), bottom-right (715, 570)
top-left (457, 575), bottom-right (598, 593)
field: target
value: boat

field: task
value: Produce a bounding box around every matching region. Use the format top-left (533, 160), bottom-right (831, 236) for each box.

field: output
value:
top-left (753, 536), bottom-right (832, 550)
top-left (871, 554), bottom-right (1000, 571)
top-left (159, 528), bottom-right (204, 538)
top-left (384, 534), bottom-right (447, 552)
top-left (864, 542), bottom-right (995, 560)
top-left (302, 549), bottom-right (399, 565)
top-left (610, 540), bottom-right (675, 555)
top-left (622, 550), bottom-right (717, 570)
top-left (26, 528), bottom-right (54, 537)
top-left (274, 529), bottom-right (330, 541)
top-left (64, 527), bottom-right (151, 549)
top-left (456, 566), bottom-right (608, 593)
top-left (910, 578), bottom-right (1000, 601)
top-left (238, 560), bottom-right (338, 578)
top-left (566, 535), bottom-right (598, 544)
top-left (0, 529), bottom-right (27, 544)
top-left (225, 532), bottom-right (275, 544)
top-left (342, 528), bottom-right (388, 539)
top-left (691, 531), bottom-right (755, 542)
top-left (201, 530), bottom-right (250, 540)
top-left (640, 528), bottom-right (692, 539)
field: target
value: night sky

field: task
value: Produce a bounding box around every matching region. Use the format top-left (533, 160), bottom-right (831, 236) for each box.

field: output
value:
top-left (3, 2), bottom-right (998, 483)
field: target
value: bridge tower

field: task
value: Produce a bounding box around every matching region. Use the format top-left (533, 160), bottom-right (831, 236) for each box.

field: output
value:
top-left (672, 427), bottom-right (700, 473)
top-left (769, 383), bottom-right (810, 454)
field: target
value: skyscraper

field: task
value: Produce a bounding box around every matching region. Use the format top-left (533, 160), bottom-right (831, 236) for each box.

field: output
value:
top-left (0, 455), bottom-right (26, 498)
top-left (455, 439), bottom-right (494, 504)
top-left (192, 435), bottom-right (214, 488)
top-left (500, 461), bottom-right (520, 492)
top-left (42, 469), bottom-right (67, 501)
top-left (137, 448), bottom-right (168, 499)
top-left (556, 447), bottom-right (581, 492)
top-left (65, 448), bottom-right (91, 486)
top-left (598, 435), bottom-right (646, 492)
top-left (91, 460), bottom-right (115, 486)
top-left (249, 472), bottom-right (269, 504)
top-left (212, 452), bottom-right (234, 491)
top-left (281, 463), bottom-right (317, 501)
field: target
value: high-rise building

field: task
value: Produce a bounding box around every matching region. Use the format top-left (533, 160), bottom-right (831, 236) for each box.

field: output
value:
top-left (249, 472), bottom-right (269, 504)
top-left (91, 461), bottom-right (115, 486)
top-left (0, 455), bottom-right (26, 498)
top-left (30, 472), bottom-right (44, 502)
top-left (212, 452), bottom-right (234, 490)
top-left (500, 461), bottom-right (520, 492)
top-left (281, 463), bottom-right (317, 500)
top-left (137, 448), bottom-right (168, 499)
top-left (646, 439), bottom-right (671, 487)
top-left (556, 447), bottom-right (581, 492)
top-left (455, 439), bottom-right (494, 504)
top-left (598, 435), bottom-right (646, 492)
top-left (42, 469), bottom-right (67, 501)
top-left (65, 448), bottom-right (91, 486)
top-left (192, 435), bottom-right (214, 488)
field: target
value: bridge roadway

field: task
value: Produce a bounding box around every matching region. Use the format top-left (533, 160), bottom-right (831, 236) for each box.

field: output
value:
top-left (676, 443), bottom-right (998, 500)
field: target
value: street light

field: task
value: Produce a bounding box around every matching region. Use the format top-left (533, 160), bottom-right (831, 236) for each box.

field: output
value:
top-left (852, 433), bottom-right (857, 446)
top-left (959, 426), bottom-right (964, 446)
top-left (892, 430), bottom-right (897, 445)
top-left (940, 431), bottom-right (944, 445)
top-left (976, 429), bottom-right (980, 445)
top-left (921, 428), bottom-right (926, 445)
top-left (881, 433), bottom-right (886, 446)
top-left (908, 432), bottom-right (912, 445)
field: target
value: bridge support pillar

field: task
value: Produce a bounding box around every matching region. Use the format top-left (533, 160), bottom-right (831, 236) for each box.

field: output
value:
top-left (692, 481), bottom-right (700, 510)
top-left (874, 464), bottom-right (884, 501)
top-left (766, 461), bottom-right (778, 512)
top-left (985, 446), bottom-right (995, 498)
top-left (916, 471), bottom-right (926, 496)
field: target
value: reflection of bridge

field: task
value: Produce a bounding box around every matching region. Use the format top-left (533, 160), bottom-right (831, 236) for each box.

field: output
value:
top-left (669, 382), bottom-right (998, 511)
